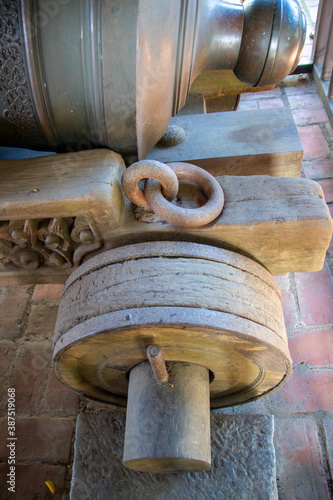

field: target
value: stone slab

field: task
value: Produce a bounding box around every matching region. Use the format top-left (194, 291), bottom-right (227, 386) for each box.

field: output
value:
top-left (70, 412), bottom-right (277, 500)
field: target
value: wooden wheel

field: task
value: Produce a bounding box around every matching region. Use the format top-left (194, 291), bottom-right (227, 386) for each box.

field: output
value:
top-left (53, 241), bottom-right (291, 409)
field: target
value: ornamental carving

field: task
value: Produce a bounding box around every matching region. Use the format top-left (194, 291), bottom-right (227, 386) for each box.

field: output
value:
top-left (0, 217), bottom-right (102, 270)
top-left (0, 1), bottom-right (46, 144)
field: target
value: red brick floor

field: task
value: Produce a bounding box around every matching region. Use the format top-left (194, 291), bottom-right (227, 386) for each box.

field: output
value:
top-left (0, 283), bottom-right (78, 500)
top-left (237, 70), bottom-right (333, 499)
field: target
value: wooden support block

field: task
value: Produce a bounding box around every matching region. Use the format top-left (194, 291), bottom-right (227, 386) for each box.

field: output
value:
top-left (204, 94), bottom-right (240, 113)
top-left (123, 361), bottom-right (211, 473)
top-left (112, 176), bottom-right (332, 276)
top-left (187, 69), bottom-right (274, 113)
top-left (176, 94), bottom-right (206, 115)
top-left (0, 153), bottom-right (331, 283)
top-left (189, 70), bottom-right (276, 98)
top-left (147, 109), bottom-right (304, 177)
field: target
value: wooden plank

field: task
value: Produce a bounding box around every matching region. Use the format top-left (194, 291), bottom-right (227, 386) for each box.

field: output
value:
top-left (312, 0), bottom-right (333, 64)
top-left (321, 14), bottom-right (333, 81)
top-left (204, 95), bottom-right (240, 113)
top-left (0, 149), bottom-right (125, 233)
top-left (177, 94), bottom-right (206, 115)
top-left (313, 64), bottom-right (333, 127)
top-left (329, 70), bottom-right (333, 99)
top-left (147, 109), bottom-right (303, 177)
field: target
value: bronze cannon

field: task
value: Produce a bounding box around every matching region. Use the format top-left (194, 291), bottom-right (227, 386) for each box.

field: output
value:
top-left (1, 0), bottom-right (305, 161)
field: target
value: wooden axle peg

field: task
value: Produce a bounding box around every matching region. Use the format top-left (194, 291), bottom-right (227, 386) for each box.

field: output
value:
top-left (147, 345), bottom-right (169, 384)
top-left (123, 360), bottom-right (211, 473)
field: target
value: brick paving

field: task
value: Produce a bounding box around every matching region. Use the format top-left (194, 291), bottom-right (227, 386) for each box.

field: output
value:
top-left (236, 29), bottom-right (333, 497)
top-left (0, 464), bottom-right (66, 500)
top-left (0, 287), bottom-right (32, 340)
top-left (1, 2), bottom-right (333, 500)
top-left (0, 285), bottom-right (78, 500)
top-left (274, 417), bottom-right (330, 500)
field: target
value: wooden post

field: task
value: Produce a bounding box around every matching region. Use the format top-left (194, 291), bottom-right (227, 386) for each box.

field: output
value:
top-left (146, 345), bottom-right (169, 384)
top-left (321, 14), bottom-right (333, 81)
top-left (123, 361), bottom-right (211, 473)
top-left (329, 68), bottom-right (333, 99)
top-left (312, 0), bottom-right (333, 64)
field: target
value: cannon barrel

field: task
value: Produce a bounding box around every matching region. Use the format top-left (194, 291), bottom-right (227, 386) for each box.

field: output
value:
top-left (0, 0), bottom-right (306, 161)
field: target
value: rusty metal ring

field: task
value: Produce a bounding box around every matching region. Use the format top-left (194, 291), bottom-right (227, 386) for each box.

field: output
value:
top-left (144, 162), bottom-right (224, 227)
top-left (121, 160), bottom-right (179, 210)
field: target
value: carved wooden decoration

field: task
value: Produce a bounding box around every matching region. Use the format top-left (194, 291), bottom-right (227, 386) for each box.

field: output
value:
top-left (0, 216), bottom-right (101, 270)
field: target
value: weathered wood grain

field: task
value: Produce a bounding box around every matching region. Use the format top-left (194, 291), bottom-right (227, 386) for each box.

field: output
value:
top-left (123, 361), bottom-right (211, 473)
top-left (0, 154), bottom-right (331, 282)
top-left (187, 70), bottom-right (275, 114)
top-left (53, 242), bottom-right (291, 408)
top-left (189, 70), bottom-right (275, 98)
top-left (0, 149), bottom-right (125, 232)
top-left (0, 149), bottom-right (125, 283)
top-left (147, 109), bottom-right (304, 177)
top-left (105, 176), bottom-right (333, 276)
top-left (56, 257), bottom-right (285, 342)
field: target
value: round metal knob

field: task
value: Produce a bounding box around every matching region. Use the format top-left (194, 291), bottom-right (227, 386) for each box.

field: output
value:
top-left (234, 0), bottom-right (306, 87)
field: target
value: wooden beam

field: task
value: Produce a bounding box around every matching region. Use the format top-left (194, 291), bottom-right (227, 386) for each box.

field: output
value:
top-left (111, 176), bottom-right (332, 276)
top-left (313, 64), bottom-right (333, 126)
top-left (0, 153), bottom-right (331, 282)
top-left (189, 70), bottom-right (275, 98)
top-left (0, 150), bottom-right (125, 284)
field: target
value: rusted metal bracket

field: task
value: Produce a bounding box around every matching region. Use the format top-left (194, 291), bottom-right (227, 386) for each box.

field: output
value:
top-left (122, 160), bottom-right (224, 227)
